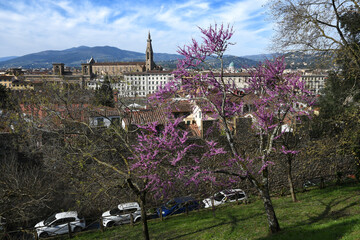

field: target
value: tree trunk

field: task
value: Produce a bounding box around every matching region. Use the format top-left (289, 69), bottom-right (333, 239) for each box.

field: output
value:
top-left (253, 167), bottom-right (281, 234)
top-left (222, 114), bottom-right (281, 234)
top-left (258, 185), bottom-right (281, 233)
top-left (139, 194), bottom-right (150, 240)
top-left (287, 156), bottom-right (297, 202)
top-left (126, 179), bottom-right (150, 240)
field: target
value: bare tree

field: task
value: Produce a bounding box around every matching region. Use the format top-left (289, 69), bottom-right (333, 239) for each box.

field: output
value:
top-left (268, 0), bottom-right (360, 65)
top-left (0, 152), bottom-right (54, 227)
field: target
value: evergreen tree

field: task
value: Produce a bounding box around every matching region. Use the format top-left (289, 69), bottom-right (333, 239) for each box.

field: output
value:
top-left (0, 84), bottom-right (9, 109)
top-left (94, 75), bottom-right (115, 108)
top-left (315, 9), bottom-right (360, 179)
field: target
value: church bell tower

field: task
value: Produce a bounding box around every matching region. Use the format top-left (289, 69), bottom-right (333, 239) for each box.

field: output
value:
top-left (146, 31), bottom-right (156, 71)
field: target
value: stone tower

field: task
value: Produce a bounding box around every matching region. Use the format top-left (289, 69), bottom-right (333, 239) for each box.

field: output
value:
top-left (146, 31), bottom-right (155, 71)
top-left (81, 57), bottom-right (95, 76)
top-left (52, 63), bottom-right (65, 75)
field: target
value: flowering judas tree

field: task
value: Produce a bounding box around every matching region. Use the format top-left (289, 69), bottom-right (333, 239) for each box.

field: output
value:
top-left (155, 24), bottom-right (313, 233)
top-left (131, 119), bottom-right (224, 196)
top-left (127, 118), bottom-right (225, 240)
top-left (245, 59), bottom-right (313, 216)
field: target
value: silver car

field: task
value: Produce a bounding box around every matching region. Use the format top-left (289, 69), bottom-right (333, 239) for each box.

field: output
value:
top-left (203, 189), bottom-right (247, 208)
top-left (102, 202), bottom-right (142, 227)
top-left (34, 211), bottom-right (85, 238)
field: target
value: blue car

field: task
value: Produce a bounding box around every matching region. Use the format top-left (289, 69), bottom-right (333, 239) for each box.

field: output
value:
top-left (157, 196), bottom-right (200, 217)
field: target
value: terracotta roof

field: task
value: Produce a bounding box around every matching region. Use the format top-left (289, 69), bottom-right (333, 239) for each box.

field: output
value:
top-left (123, 108), bottom-right (169, 126)
top-left (170, 100), bottom-right (192, 113)
top-left (88, 106), bottom-right (121, 117)
top-left (193, 99), bottom-right (215, 113)
top-left (19, 104), bottom-right (121, 123)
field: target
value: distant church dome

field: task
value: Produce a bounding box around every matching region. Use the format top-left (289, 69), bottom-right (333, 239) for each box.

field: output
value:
top-left (228, 62), bottom-right (235, 72)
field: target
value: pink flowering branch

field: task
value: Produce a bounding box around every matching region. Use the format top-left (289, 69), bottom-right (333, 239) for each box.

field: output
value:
top-left (131, 118), bottom-right (226, 198)
top-left (280, 145), bottom-right (300, 155)
top-left (152, 23), bottom-right (317, 233)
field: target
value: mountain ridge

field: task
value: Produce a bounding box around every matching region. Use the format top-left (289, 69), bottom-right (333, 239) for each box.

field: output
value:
top-left (0, 46), bottom-right (258, 69)
top-left (0, 46), bottom-right (330, 70)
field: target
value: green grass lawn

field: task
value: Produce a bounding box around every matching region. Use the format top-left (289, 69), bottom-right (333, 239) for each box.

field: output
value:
top-left (71, 183), bottom-right (360, 240)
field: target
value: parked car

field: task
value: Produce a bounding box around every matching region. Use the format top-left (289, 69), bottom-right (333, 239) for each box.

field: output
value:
top-left (34, 211), bottom-right (85, 238)
top-left (102, 202), bottom-right (142, 227)
top-left (157, 196), bottom-right (200, 217)
top-left (203, 189), bottom-right (247, 208)
top-left (146, 207), bottom-right (159, 220)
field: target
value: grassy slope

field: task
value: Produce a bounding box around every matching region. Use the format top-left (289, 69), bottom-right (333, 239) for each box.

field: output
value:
top-left (72, 183), bottom-right (360, 240)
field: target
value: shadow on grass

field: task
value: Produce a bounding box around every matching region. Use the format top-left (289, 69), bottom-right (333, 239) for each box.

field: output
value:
top-left (256, 218), bottom-right (360, 240)
top-left (164, 212), bottom-right (263, 240)
top-left (294, 196), bottom-right (358, 227)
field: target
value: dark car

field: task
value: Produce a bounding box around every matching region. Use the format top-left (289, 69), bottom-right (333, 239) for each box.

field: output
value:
top-left (157, 196), bottom-right (200, 217)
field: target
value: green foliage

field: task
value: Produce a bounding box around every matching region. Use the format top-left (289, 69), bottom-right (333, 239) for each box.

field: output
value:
top-left (340, 9), bottom-right (360, 47)
top-left (338, 107), bottom-right (360, 180)
top-left (313, 9), bottom-right (360, 179)
top-left (0, 84), bottom-right (10, 109)
top-left (93, 75), bottom-right (115, 108)
top-left (317, 72), bottom-right (347, 120)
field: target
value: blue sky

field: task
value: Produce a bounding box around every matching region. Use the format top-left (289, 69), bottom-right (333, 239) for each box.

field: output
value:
top-left (0, 0), bottom-right (273, 58)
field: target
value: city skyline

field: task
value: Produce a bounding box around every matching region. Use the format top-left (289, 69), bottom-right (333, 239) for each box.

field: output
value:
top-left (0, 0), bottom-right (273, 58)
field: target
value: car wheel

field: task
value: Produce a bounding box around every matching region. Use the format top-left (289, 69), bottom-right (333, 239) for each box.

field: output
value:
top-left (135, 217), bottom-right (141, 223)
top-left (106, 221), bottom-right (114, 227)
top-left (39, 232), bottom-right (49, 238)
top-left (73, 226), bottom-right (82, 233)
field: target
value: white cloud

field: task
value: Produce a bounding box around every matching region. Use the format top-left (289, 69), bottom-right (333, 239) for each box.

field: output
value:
top-left (0, 0), bottom-right (273, 57)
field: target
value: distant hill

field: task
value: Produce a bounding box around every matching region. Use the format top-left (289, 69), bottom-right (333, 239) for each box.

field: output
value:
top-left (0, 46), bottom-right (258, 69)
top-left (0, 47), bottom-right (332, 70)
top-left (0, 46), bottom-right (183, 69)
top-left (243, 52), bottom-right (334, 69)
top-left (242, 53), bottom-right (281, 62)
top-left (283, 51), bottom-right (334, 69)
top-left (155, 55), bottom-right (259, 70)
top-left (209, 55), bottom-right (259, 68)
top-left (0, 56), bottom-right (18, 62)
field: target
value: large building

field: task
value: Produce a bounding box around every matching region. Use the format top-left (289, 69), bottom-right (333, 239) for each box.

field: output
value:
top-left (12, 32), bottom-right (169, 94)
top-left (300, 73), bottom-right (327, 95)
top-left (82, 32), bottom-right (162, 78)
top-left (87, 32), bottom-right (175, 98)
top-left (206, 64), bottom-right (327, 95)
top-left (116, 71), bottom-right (174, 97)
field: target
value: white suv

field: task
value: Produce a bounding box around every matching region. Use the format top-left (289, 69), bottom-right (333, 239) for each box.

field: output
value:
top-left (102, 202), bottom-right (142, 227)
top-left (203, 189), bottom-right (247, 208)
top-left (34, 211), bottom-right (85, 238)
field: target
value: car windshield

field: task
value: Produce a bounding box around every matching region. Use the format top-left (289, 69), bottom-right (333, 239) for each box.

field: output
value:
top-left (237, 193), bottom-right (245, 198)
top-left (44, 214), bottom-right (56, 226)
top-left (165, 200), bottom-right (177, 209)
top-left (214, 193), bottom-right (224, 202)
top-left (109, 208), bottom-right (122, 215)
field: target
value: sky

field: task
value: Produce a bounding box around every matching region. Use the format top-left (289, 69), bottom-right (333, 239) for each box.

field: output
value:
top-left (0, 0), bottom-right (274, 58)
